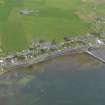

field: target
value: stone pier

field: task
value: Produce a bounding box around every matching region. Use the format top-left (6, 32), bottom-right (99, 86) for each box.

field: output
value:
top-left (86, 47), bottom-right (105, 63)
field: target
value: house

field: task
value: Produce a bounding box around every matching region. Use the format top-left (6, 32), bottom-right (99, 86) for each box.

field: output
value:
top-left (31, 38), bottom-right (40, 48)
top-left (96, 39), bottom-right (105, 45)
top-left (39, 41), bottom-right (58, 52)
top-left (0, 58), bottom-right (7, 70)
top-left (0, 59), bottom-right (4, 66)
top-left (39, 42), bottom-right (51, 50)
top-left (5, 55), bottom-right (18, 64)
top-left (64, 36), bottom-right (71, 41)
top-left (19, 8), bottom-right (34, 15)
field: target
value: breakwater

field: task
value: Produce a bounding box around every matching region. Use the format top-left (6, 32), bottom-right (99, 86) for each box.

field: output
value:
top-left (86, 47), bottom-right (105, 64)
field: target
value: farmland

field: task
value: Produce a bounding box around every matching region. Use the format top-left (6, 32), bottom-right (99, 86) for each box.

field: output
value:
top-left (0, 0), bottom-right (104, 53)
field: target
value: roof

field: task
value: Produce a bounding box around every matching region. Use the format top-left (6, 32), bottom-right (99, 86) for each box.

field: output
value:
top-left (19, 8), bottom-right (34, 15)
top-left (0, 60), bottom-right (3, 63)
top-left (40, 42), bottom-right (51, 49)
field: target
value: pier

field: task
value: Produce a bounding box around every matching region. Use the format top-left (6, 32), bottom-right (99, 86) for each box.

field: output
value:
top-left (86, 47), bottom-right (105, 63)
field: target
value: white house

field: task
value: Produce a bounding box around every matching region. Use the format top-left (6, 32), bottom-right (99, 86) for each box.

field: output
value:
top-left (96, 39), bottom-right (105, 45)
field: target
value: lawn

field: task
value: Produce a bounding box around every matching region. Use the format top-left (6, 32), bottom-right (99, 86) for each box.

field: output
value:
top-left (0, 0), bottom-right (103, 53)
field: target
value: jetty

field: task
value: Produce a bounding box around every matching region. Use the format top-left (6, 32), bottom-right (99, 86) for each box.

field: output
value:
top-left (86, 47), bottom-right (105, 63)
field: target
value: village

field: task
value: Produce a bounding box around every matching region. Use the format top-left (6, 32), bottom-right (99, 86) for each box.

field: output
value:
top-left (0, 33), bottom-right (105, 73)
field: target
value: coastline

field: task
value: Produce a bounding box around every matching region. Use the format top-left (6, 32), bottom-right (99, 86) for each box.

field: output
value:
top-left (0, 49), bottom-right (96, 71)
top-left (0, 49), bottom-right (86, 74)
top-left (0, 46), bottom-right (105, 75)
top-left (1, 34), bottom-right (105, 75)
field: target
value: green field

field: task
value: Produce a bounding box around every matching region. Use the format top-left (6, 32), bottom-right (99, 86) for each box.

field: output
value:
top-left (0, 0), bottom-right (104, 53)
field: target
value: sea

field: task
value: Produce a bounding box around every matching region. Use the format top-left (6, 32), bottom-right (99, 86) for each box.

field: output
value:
top-left (0, 53), bottom-right (105, 105)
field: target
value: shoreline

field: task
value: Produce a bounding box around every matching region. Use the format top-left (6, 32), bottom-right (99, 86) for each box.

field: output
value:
top-left (1, 49), bottom-right (86, 72)
top-left (1, 34), bottom-right (105, 74)
top-left (0, 47), bottom-right (105, 75)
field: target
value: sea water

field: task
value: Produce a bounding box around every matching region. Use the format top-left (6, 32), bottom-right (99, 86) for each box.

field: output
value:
top-left (0, 53), bottom-right (105, 105)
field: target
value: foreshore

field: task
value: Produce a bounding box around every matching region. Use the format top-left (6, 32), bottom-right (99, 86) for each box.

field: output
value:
top-left (4, 46), bottom-right (105, 71)
top-left (1, 48), bottom-right (87, 72)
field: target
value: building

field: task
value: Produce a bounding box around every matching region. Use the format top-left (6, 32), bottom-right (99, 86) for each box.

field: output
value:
top-left (96, 39), bottom-right (105, 45)
top-left (19, 8), bottom-right (34, 15)
top-left (39, 42), bottom-right (51, 50)
top-left (5, 55), bottom-right (18, 64)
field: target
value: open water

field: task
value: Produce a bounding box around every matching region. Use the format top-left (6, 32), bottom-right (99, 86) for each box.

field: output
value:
top-left (0, 53), bottom-right (105, 105)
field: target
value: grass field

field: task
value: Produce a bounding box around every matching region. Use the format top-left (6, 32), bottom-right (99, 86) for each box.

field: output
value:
top-left (0, 0), bottom-right (104, 53)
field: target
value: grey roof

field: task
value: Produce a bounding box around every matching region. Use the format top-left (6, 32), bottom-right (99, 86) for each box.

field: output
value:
top-left (40, 42), bottom-right (51, 49)
top-left (19, 8), bottom-right (34, 15)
